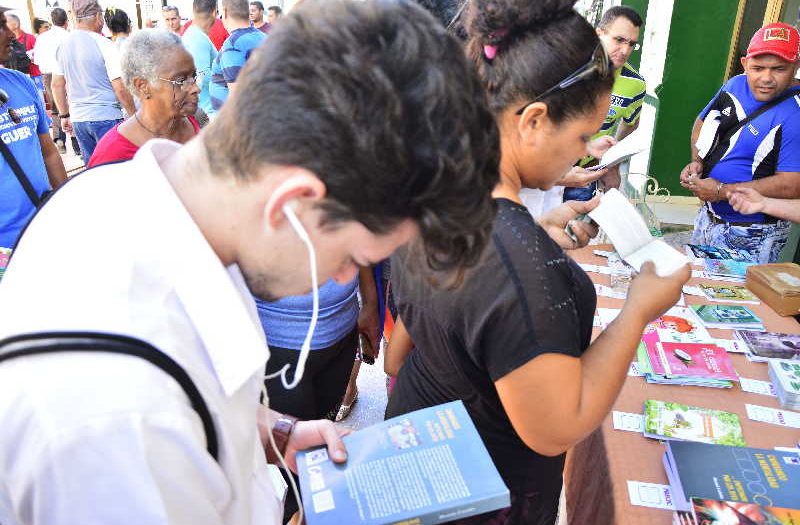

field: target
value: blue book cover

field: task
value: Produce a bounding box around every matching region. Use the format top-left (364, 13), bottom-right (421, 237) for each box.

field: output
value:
top-left (664, 441), bottom-right (800, 511)
top-left (296, 401), bottom-right (510, 525)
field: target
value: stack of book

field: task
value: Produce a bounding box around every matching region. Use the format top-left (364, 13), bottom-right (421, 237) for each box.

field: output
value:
top-left (736, 330), bottom-right (800, 362)
top-left (638, 338), bottom-right (738, 388)
top-left (702, 259), bottom-right (756, 282)
top-left (698, 283), bottom-right (759, 304)
top-left (664, 441), bottom-right (800, 522)
top-left (691, 305), bottom-right (764, 331)
top-left (684, 244), bottom-right (752, 264)
top-left (643, 400), bottom-right (745, 446)
top-left (768, 359), bottom-right (800, 410)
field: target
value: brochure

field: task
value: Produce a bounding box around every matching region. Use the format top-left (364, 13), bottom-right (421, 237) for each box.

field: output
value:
top-left (296, 401), bottom-right (510, 525)
top-left (699, 283), bottom-right (759, 304)
top-left (703, 259), bottom-right (755, 280)
top-left (691, 305), bottom-right (764, 330)
top-left (638, 341), bottom-right (733, 388)
top-left (588, 128), bottom-right (649, 171)
top-left (664, 441), bottom-right (800, 512)
top-left (735, 330), bottom-right (800, 362)
top-left (685, 244), bottom-right (753, 263)
top-left (643, 400), bottom-right (746, 446)
top-left (648, 341), bottom-right (738, 382)
top-left (587, 189), bottom-right (688, 277)
top-left (644, 307), bottom-right (712, 342)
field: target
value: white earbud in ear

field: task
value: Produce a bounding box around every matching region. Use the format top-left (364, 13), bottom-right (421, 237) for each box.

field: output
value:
top-left (283, 199), bottom-right (299, 213)
top-left (266, 199), bottom-right (318, 390)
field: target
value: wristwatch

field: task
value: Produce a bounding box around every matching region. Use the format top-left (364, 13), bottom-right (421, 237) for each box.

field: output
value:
top-left (265, 413), bottom-right (298, 464)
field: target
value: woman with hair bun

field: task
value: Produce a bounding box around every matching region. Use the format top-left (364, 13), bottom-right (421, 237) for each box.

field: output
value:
top-left (386, 1), bottom-right (690, 523)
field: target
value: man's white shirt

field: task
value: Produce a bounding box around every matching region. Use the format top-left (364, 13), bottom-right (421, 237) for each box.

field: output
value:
top-left (31, 25), bottom-right (68, 75)
top-left (0, 140), bottom-right (282, 524)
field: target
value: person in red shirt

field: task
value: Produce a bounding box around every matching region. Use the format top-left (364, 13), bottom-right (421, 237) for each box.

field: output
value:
top-left (181, 16), bottom-right (229, 51)
top-left (6, 13), bottom-right (43, 97)
top-left (88, 31), bottom-right (200, 168)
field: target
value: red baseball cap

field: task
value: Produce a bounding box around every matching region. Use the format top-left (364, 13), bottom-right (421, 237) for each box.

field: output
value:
top-left (746, 22), bottom-right (800, 62)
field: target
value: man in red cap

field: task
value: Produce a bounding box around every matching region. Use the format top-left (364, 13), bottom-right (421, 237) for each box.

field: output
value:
top-left (679, 22), bottom-right (800, 264)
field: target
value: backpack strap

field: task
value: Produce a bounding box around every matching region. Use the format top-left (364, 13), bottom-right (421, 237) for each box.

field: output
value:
top-left (0, 137), bottom-right (42, 207)
top-left (0, 332), bottom-right (219, 462)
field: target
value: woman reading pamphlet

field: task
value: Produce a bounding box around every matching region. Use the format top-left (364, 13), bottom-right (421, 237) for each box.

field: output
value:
top-left (386, 1), bottom-right (690, 523)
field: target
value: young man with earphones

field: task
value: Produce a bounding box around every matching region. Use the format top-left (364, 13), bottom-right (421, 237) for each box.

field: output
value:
top-left (0, 1), bottom-right (506, 524)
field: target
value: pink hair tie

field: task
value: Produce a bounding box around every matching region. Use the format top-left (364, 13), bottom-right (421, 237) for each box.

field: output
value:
top-left (483, 29), bottom-right (509, 61)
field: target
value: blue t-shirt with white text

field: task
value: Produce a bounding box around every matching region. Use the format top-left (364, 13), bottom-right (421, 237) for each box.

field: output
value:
top-left (0, 69), bottom-right (51, 248)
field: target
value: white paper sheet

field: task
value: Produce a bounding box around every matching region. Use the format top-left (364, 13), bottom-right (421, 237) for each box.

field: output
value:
top-left (745, 404), bottom-right (800, 429)
top-left (627, 481), bottom-right (676, 510)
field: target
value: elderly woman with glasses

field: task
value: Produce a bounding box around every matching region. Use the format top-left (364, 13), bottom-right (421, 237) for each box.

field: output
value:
top-left (384, 1), bottom-right (689, 523)
top-left (88, 30), bottom-right (200, 168)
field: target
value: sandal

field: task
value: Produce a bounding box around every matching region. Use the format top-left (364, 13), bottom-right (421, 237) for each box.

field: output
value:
top-left (335, 387), bottom-right (358, 422)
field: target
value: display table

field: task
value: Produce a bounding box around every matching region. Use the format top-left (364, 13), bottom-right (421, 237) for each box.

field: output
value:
top-left (563, 245), bottom-right (800, 525)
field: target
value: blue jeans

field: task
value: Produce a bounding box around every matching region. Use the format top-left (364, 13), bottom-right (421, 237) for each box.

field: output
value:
top-left (72, 119), bottom-right (122, 166)
top-left (691, 206), bottom-right (791, 264)
top-left (563, 181), bottom-right (597, 202)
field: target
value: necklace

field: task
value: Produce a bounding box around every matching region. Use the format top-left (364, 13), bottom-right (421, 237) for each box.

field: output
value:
top-left (134, 112), bottom-right (178, 138)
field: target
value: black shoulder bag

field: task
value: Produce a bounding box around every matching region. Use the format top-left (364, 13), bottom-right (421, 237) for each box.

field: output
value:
top-left (702, 89), bottom-right (800, 178)
top-left (0, 137), bottom-right (46, 207)
top-left (0, 332), bottom-right (219, 462)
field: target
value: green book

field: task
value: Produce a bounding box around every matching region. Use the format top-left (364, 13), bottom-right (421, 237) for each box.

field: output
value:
top-left (643, 400), bottom-right (746, 447)
top-left (690, 305), bottom-right (763, 330)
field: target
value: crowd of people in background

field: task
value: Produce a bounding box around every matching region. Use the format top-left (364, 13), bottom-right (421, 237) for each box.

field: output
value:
top-left (0, 0), bottom-right (799, 524)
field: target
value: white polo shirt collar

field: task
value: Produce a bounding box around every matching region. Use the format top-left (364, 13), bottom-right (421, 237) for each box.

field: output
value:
top-left (134, 140), bottom-right (269, 397)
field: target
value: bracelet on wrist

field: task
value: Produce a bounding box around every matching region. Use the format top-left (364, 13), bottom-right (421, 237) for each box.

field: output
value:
top-left (59, 113), bottom-right (70, 119)
top-left (265, 413), bottom-right (298, 463)
top-left (715, 181), bottom-right (725, 201)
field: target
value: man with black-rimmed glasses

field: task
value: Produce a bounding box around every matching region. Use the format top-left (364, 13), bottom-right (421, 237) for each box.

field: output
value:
top-left (563, 5), bottom-right (646, 201)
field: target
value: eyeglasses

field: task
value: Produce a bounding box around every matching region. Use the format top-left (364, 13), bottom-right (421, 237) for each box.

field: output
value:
top-left (158, 74), bottom-right (198, 90)
top-left (611, 35), bottom-right (640, 51)
top-left (515, 43), bottom-right (611, 115)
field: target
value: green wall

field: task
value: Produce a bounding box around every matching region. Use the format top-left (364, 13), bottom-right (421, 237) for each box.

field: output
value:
top-left (648, 0), bottom-right (741, 197)
top-left (622, 0), bottom-right (649, 70)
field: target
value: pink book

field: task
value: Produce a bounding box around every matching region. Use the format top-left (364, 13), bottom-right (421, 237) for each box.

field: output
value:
top-left (646, 341), bottom-right (739, 381)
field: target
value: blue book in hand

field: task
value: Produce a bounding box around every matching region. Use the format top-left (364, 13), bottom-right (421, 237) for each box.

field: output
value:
top-left (296, 400), bottom-right (510, 525)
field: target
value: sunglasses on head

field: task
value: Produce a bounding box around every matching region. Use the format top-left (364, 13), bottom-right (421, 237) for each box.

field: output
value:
top-left (515, 43), bottom-right (611, 115)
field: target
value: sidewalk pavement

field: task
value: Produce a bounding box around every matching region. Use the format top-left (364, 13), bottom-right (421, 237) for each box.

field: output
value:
top-left (59, 140), bottom-right (85, 176)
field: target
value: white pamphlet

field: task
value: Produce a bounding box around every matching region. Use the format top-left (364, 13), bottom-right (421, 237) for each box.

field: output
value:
top-left (628, 362), bottom-right (644, 377)
top-left (682, 285), bottom-right (705, 297)
top-left (590, 130), bottom-right (649, 171)
top-left (745, 404), bottom-right (800, 429)
top-left (626, 481), bottom-right (676, 510)
top-left (588, 189), bottom-right (688, 276)
top-left (579, 263), bottom-right (614, 275)
top-left (613, 411), bottom-right (644, 432)
top-left (595, 284), bottom-right (627, 300)
top-left (739, 377), bottom-right (777, 397)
